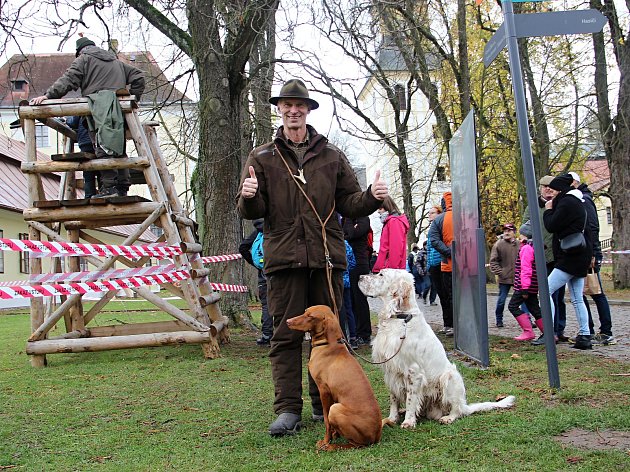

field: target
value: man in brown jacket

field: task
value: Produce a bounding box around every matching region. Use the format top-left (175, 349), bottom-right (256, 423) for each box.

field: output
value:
top-left (30, 36), bottom-right (145, 198)
top-left (490, 223), bottom-right (520, 327)
top-left (237, 78), bottom-right (388, 437)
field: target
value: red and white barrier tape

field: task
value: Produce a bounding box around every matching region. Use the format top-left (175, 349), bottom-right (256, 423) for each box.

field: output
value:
top-left (0, 238), bottom-right (181, 260)
top-left (26, 253), bottom-right (243, 285)
top-left (200, 253), bottom-right (242, 263)
top-left (0, 270), bottom-right (247, 299)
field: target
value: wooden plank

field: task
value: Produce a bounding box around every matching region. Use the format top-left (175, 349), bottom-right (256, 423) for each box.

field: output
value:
top-left (51, 151), bottom-right (96, 161)
top-left (88, 320), bottom-right (194, 337)
top-left (21, 155), bottom-right (150, 174)
top-left (24, 201), bottom-right (162, 223)
top-left (33, 200), bottom-right (61, 209)
top-left (26, 331), bottom-right (212, 355)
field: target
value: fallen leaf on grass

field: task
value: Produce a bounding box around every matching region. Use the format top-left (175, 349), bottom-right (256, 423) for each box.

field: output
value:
top-left (91, 456), bottom-right (112, 464)
top-left (510, 354), bottom-right (522, 359)
top-left (566, 456), bottom-right (583, 464)
top-left (0, 466), bottom-right (17, 470)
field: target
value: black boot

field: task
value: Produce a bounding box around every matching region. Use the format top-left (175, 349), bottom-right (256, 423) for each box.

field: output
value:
top-left (572, 334), bottom-right (593, 350)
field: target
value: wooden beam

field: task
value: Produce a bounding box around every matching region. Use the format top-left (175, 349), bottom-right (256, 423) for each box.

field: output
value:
top-left (199, 293), bottom-right (221, 307)
top-left (19, 98), bottom-right (137, 120)
top-left (39, 117), bottom-right (77, 141)
top-left (88, 320), bottom-right (194, 337)
top-left (190, 268), bottom-right (210, 279)
top-left (21, 156), bottom-right (150, 174)
top-left (24, 118), bottom-right (46, 367)
top-left (26, 331), bottom-right (212, 355)
top-left (170, 213), bottom-right (196, 228)
top-left (180, 242), bottom-right (202, 253)
top-left (24, 201), bottom-right (162, 223)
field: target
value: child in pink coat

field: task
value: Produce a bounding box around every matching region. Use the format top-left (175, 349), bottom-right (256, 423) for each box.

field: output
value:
top-left (508, 221), bottom-right (544, 341)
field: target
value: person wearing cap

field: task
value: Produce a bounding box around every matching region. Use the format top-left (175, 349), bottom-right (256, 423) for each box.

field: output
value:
top-left (569, 174), bottom-right (616, 346)
top-left (30, 36), bottom-right (145, 198)
top-left (523, 175), bottom-right (568, 343)
top-left (489, 222), bottom-right (519, 327)
top-left (508, 221), bottom-right (544, 341)
top-left (543, 173), bottom-right (594, 350)
top-left (237, 78), bottom-right (389, 437)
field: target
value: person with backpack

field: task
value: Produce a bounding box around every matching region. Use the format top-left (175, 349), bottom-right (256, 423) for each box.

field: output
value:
top-left (407, 244), bottom-right (423, 297)
top-left (238, 219), bottom-right (272, 346)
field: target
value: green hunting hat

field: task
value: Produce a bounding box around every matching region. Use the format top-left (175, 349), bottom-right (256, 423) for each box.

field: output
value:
top-left (76, 37), bottom-right (96, 57)
top-left (269, 79), bottom-right (319, 110)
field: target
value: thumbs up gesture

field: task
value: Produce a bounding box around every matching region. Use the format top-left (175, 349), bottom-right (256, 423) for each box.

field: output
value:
top-left (241, 166), bottom-right (258, 199)
top-left (371, 170), bottom-right (388, 201)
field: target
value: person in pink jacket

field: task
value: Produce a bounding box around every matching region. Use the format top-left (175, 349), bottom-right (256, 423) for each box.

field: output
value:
top-left (508, 221), bottom-right (544, 341)
top-left (372, 196), bottom-right (410, 272)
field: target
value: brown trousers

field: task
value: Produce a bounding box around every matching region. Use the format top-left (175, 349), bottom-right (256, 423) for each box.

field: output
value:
top-left (266, 268), bottom-right (344, 415)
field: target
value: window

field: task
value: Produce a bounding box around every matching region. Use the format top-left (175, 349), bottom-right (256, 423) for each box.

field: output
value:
top-left (0, 230), bottom-right (3, 273)
top-left (18, 232), bottom-right (29, 274)
top-left (11, 80), bottom-right (27, 91)
top-left (606, 207), bottom-right (612, 225)
top-left (437, 166), bottom-right (447, 182)
top-left (35, 125), bottom-right (49, 147)
top-left (150, 224), bottom-right (164, 238)
top-left (394, 84), bottom-right (407, 110)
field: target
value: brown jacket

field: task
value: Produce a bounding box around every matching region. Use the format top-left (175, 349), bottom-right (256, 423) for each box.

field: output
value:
top-left (237, 125), bottom-right (381, 274)
top-left (45, 46), bottom-right (145, 100)
top-left (489, 236), bottom-right (519, 284)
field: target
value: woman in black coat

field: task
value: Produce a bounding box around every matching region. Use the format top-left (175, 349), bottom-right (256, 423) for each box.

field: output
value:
top-left (543, 174), bottom-right (593, 349)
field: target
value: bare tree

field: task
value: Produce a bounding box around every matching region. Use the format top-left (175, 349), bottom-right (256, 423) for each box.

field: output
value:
top-left (590, 0), bottom-right (630, 288)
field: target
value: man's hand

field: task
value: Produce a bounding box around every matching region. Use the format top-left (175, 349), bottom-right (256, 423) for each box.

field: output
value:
top-left (29, 96), bottom-right (48, 105)
top-left (241, 166), bottom-right (258, 199)
top-left (544, 199), bottom-right (553, 210)
top-left (371, 170), bottom-right (388, 200)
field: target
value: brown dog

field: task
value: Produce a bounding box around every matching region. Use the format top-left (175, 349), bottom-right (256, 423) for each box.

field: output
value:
top-left (287, 305), bottom-right (388, 451)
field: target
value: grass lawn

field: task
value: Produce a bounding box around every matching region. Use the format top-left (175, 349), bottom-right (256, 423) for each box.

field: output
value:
top-left (1, 303), bottom-right (629, 471)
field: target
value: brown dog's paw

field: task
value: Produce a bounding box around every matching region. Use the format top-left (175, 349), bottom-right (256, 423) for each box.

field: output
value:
top-left (316, 439), bottom-right (331, 452)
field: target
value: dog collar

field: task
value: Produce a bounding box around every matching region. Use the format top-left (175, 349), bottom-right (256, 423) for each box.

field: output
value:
top-left (312, 338), bottom-right (345, 347)
top-left (394, 313), bottom-right (413, 323)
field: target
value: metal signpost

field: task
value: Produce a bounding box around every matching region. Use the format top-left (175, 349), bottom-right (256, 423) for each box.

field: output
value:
top-left (483, 1), bottom-right (607, 389)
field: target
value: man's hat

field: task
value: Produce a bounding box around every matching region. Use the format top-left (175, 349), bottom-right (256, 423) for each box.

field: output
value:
top-left (269, 79), bottom-right (319, 110)
top-left (568, 171), bottom-right (581, 183)
top-left (549, 173), bottom-right (574, 193)
top-left (76, 37), bottom-right (96, 57)
top-left (539, 175), bottom-right (554, 186)
top-left (503, 223), bottom-right (517, 231)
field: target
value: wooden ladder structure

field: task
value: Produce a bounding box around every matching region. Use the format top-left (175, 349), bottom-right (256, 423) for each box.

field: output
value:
top-left (18, 96), bottom-right (228, 367)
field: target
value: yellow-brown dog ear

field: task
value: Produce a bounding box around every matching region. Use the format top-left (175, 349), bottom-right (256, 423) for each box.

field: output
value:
top-left (395, 278), bottom-right (413, 312)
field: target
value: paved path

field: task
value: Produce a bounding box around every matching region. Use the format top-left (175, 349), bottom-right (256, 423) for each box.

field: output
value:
top-left (368, 293), bottom-right (629, 363)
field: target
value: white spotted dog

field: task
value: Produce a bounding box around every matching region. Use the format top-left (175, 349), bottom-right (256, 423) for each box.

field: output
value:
top-left (358, 269), bottom-right (515, 427)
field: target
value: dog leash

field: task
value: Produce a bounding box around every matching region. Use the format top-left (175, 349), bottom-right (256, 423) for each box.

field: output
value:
top-left (343, 314), bottom-right (412, 365)
top-left (274, 144), bottom-right (339, 318)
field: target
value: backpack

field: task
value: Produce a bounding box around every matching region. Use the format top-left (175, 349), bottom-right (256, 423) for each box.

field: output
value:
top-left (366, 227), bottom-right (374, 258)
top-left (251, 232), bottom-right (264, 270)
top-left (413, 250), bottom-right (427, 276)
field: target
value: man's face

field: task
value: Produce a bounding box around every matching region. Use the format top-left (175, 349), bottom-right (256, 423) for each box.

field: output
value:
top-left (547, 188), bottom-right (560, 199)
top-left (503, 229), bottom-right (515, 240)
top-left (278, 99), bottom-right (310, 131)
top-left (540, 184), bottom-right (553, 200)
top-left (428, 208), bottom-right (439, 221)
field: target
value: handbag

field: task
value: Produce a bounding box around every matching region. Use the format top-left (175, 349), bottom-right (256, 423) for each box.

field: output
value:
top-left (559, 210), bottom-right (587, 254)
top-left (583, 269), bottom-right (602, 296)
